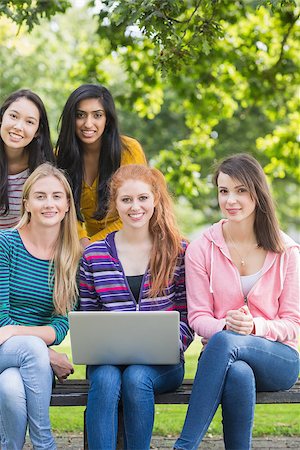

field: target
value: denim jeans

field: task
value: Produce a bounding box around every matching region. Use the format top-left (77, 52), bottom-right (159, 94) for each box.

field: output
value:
top-left (174, 331), bottom-right (299, 450)
top-left (0, 336), bottom-right (56, 450)
top-left (86, 361), bottom-right (185, 450)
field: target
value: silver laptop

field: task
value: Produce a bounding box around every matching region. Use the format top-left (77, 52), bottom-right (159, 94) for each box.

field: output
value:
top-left (69, 310), bottom-right (180, 365)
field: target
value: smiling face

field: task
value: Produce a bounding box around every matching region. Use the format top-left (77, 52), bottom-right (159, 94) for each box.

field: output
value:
top-left (0, 97), bottom-right (40, 153)
top-left (75, 98), bottom-right (106, 147)
top-left (217, 172), bottom-right (256, 225)
top-left (24, 175), bottom-right (69, 229)
top-left (115, 179), bottom-right (155, 231)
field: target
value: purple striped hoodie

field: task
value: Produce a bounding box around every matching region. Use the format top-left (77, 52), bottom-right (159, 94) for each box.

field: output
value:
top-left (79, 232), bottom-right (194, 358)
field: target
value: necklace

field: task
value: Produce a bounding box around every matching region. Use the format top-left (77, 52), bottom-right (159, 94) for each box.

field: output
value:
top-left (227, 230), bottom-right (258, 267)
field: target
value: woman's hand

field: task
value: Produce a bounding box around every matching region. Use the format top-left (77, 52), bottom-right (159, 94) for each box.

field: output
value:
top-left (49, 348), bottom-right (74, 383)
top-left (225, 306), bottom-right (254, 335)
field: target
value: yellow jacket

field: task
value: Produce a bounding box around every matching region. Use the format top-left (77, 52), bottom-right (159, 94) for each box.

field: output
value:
top-left (77, 136), bottom-right (147, 242)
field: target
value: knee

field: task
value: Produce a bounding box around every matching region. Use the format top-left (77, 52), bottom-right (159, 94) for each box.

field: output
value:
top-left (206, 330), bottom-right (240, 354)
top-left (228, 360), bottom-right (253, 378)
top-left (0, 368), bottom-right (25, 407)
top-left (122, 365), bottom-right (152, 394)
top-left (8, 336), bottom-right (50, 375)
top-left (20, 336), bottom-right (50, 366)
top-left (226, 361), bottom-right (254, 389)
top-left (12, 335), bottom-right (48, 355)
top-left (24, 335), bottom-right (48, 351)
top-left (222, 361), bottom-right (255, 408)
top-left (88, 365), bottom-right (122, 392)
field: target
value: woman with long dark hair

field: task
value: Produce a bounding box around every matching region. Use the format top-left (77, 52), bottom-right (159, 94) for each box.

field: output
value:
top-left (56, 84), bottom-right (147, 247)
top-left (174, 154), bottom-right (299, 450)
top-left (0, 89), bottom-right (54, 229)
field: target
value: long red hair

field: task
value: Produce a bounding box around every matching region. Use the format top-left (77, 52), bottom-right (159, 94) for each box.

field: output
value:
top-left (108, 164), bottom-right (186, 297)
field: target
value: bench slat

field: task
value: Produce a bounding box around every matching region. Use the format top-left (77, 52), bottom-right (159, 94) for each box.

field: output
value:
top-left (50, 379), bottom-right (300, 407)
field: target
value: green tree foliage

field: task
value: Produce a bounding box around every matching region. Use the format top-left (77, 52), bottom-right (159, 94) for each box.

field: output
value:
top-left (1, 0), bottom-right (299, 231)
top-left (0, 3), bottom-right (189, 159)
top-left (0, 5), bottom-right (110, 140)
top-left (0, 0), bottom-right (71, 30)
top-left (92, 0), bottom-right (300, 230)
top-left (93, 0), bottom-right (296, 72)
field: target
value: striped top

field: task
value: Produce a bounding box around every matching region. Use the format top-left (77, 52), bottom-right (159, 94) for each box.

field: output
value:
top-left (79, 232), bottom-right (194, 359)
top-left (0, 169), bottom-right (29, 229)
top-left (0, 229), bottom-right (69, 345)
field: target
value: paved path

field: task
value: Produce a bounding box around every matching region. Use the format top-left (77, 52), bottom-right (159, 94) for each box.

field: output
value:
top-left (24, 433), bottom-right (300, 449)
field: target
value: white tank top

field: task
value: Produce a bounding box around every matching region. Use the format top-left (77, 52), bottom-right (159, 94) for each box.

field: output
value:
top-left (240, 269), bottom-right (263, 297)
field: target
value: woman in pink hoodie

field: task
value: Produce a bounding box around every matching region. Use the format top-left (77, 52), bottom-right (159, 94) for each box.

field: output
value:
top-left (174, 154), bottom-right (299, 450)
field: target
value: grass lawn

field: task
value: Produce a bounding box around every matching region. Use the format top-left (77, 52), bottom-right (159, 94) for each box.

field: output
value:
top-left (50, 336), bottom-right (300, 437)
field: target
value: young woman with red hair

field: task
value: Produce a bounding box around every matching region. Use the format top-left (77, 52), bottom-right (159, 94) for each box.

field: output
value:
top-left (79, 164), bottom-right (194, 450)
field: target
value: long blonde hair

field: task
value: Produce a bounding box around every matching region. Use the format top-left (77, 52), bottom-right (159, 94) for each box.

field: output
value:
top-left (108, 164), bottom-right (186, 297)
top-left (16, 163), bottom-right (82, 314)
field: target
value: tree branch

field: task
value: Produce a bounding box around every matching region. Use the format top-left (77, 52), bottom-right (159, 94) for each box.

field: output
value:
top-left (163, 0), bottom-right (205, 26)
top-left (273, 12), bottom-right (300, 69)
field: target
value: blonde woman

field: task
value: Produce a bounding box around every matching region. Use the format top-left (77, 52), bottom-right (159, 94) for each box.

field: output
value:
top-left (0, 163), bottom-right (81, 449)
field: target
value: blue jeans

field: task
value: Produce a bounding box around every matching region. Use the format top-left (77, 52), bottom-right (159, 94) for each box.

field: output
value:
top-left (174, 331), bottom-right (299, 450)
top-left (86, 362), bottom-right (185, 450)
top-left (0, 336), bottom-right (56, 450)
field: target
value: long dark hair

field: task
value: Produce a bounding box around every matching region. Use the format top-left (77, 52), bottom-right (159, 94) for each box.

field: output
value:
top-left (56, 84), bottom-right (124, 221)
top-left (213, 153), bottom-right (284, 253)
top-left (0, 89), bottom-right (54, 214)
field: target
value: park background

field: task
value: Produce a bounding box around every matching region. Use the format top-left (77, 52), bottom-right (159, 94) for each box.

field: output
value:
top-left (1, 0), bottom-right (299, 440)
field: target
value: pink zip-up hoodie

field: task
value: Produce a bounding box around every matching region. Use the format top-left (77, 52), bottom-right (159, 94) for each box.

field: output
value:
top-left (186, 219), bottom-right (300, 351)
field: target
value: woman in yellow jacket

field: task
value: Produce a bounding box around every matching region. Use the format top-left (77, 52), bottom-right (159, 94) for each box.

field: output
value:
top-left (56, 84), bottom-right (147, 248)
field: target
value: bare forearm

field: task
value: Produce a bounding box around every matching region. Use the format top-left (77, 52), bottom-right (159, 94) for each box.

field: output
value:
top-left (0, 324), bottom-right (56, 345)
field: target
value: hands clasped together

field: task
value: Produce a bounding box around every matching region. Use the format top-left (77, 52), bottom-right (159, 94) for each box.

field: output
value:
top-left (225, 305), bottom-right (254, 335)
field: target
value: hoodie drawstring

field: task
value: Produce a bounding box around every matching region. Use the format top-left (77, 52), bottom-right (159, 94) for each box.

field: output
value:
top-left (279, 252), bottom-right (285, 291)
top-left (209, 242), bottom-right (214, 293)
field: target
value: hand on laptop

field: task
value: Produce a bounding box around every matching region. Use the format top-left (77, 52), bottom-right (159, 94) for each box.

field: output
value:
top-left (48, 348), bottom-right (74, 383)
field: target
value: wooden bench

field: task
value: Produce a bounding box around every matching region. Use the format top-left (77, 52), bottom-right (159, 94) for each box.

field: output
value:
top-left (51, 378), bottom-right (300, 449)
